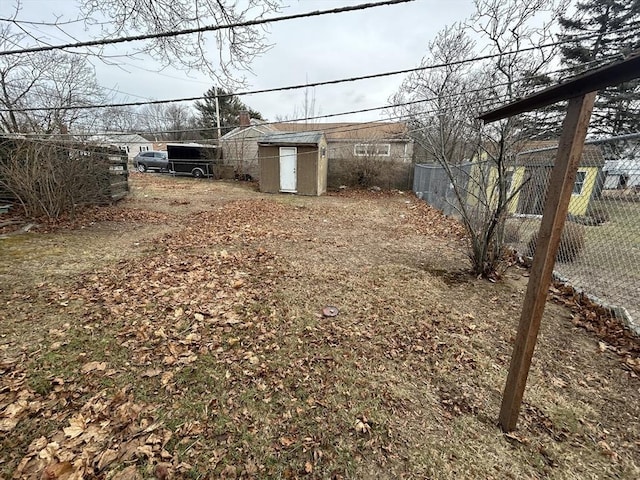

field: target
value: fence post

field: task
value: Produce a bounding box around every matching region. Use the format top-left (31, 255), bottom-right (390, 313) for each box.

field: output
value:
top-left (499, 92), bottom-right (596, 432)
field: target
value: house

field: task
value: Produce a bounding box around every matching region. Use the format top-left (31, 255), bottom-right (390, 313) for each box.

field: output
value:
top-left (258, 131), bottom-right (328, 196)
top-left (508, 142), bottom-right (605, 217)
top-left (220, 114), bottom-right (278, 179)
top-left (221, 116), bottom-right (415, 189)
top-left (89, 133), bottom-right (154, 162)
top-left (603, 159), bottom-right (640, 189)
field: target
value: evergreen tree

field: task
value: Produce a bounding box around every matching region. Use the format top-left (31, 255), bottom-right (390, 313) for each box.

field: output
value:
top-left (194, 87), bottom-right (263, 139)
top-left (559, 0), bottom-right (640, 135)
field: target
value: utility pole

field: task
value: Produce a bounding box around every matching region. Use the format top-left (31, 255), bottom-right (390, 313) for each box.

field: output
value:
top-left (214, 86), bottom-right (222, 142)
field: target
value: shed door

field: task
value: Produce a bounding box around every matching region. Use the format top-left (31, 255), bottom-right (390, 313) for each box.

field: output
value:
top-left (279, 147), bottom-right (297, 193)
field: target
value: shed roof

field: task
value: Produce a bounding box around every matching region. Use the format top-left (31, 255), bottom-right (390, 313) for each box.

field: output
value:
top-left (517, 143), bottom-right (604, 167)
top-left (258, 131), bottom-right (325, 146)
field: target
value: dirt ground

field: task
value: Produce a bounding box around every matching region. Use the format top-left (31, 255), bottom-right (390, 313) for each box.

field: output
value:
top-left (1, 173), bottom-right (639, 479)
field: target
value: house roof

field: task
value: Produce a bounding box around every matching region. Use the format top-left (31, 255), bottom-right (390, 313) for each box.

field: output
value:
top-left (221, 121), bottom-right (278, 140)
top-left (270, 122), bottom-right (409, 141)
top-left (517, 142), bottom-right (605, 167)
top-left (258, 131), bottom-right (325, 146)
top-left (89, 133), bottom-right (151, 144)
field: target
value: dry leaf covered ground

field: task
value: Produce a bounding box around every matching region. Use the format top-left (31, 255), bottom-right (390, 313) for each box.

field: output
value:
top-left (1, 173), bottom-right (639, 479)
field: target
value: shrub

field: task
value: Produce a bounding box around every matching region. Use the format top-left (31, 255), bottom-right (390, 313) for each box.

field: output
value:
top-left (503, 222), bottom-right (521, 244)
top-left (526, 222), bottom-right (586, 263)
top-left (347, 155), bottom-right (385, 188)
top-left (0, 139), bottom-right (112, 219)
top-left (587, 205), bottom-right (610, 225)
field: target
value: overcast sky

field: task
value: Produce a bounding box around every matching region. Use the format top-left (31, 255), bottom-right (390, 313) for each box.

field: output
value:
top-left (8, 0), bottom-right (478, 124)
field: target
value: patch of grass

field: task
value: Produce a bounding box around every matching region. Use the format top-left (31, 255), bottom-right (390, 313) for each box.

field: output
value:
top-left (1, 175), bottom-right (638, 479)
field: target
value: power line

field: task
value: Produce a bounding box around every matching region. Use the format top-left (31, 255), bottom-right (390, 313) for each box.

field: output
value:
top-left (0, 55), bottom-right (617, 123)
top-left (4, 59), bottom-right (592, 140)
top-left (0, 0), bottom-right (415, 56)
top-left (1, 39), bottom-right (625, 115)
top-left (10, 94), bottom-right (509, 141)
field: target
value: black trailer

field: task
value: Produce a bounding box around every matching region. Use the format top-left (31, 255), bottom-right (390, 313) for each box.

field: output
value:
top-left (167, 143), bottom-right (221, 178)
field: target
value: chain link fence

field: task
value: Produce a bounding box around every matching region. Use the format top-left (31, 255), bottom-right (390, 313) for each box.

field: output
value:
top-left (414, 134), bottom-right (640, 333)
top-left (413, 163), bottom-right (472, 216)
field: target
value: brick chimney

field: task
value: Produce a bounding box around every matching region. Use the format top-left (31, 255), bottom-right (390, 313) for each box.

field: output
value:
top-left (239, 111), bottom-right (250, 128)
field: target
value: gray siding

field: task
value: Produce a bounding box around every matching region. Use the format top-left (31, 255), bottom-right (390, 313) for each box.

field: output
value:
top-left (221, 128), bottom-right (266, 178)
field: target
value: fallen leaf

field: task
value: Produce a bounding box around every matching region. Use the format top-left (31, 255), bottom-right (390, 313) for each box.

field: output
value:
top-left (112, 465), bottom-right (141, 480)
top-left (279, 437), bottom-right (294, 447)
top-left (97, 449), bottom-right (118, 470)
top-left (354, 419), bottom-right (370, 434)
top-left (0, 417), bottom-right (19, 432)
top-left (41, 461), bottom-right (73, 480)
top-left (63, 414), bottom-right (86, 438)
top-left (161, 371), bottom-right (174, 385)
top-left (4, 399), bottom-right (28, 418)
top-left (81, 361), bottom-right (107, 374)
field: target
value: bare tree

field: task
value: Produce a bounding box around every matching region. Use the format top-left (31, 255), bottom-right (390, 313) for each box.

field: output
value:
top-left (77, 0), bottom-right (283, 85)
top-left (392, 0), bottom-right (567, 277)
top-left (275, 86), bottom-right (321, 122)
top-left (136, 103), bottom-right (198, 141)
top-left (99, 106), bottom-right (138, 133)
top-left (0, 24), bottom-right (106, 134)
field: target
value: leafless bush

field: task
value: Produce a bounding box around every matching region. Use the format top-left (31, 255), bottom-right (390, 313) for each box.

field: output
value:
top-left (503, 222), bottom-right (522, 244)
top-left (527, 222), bottom-right (586, 263)
top-left (342, 153), bottom-right (388, 188)
top-left (0, 140), bottom-right (112, 218)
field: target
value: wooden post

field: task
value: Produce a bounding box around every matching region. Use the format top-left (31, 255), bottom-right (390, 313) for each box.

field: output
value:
top-left (499, 92), bottom-right (596, 432)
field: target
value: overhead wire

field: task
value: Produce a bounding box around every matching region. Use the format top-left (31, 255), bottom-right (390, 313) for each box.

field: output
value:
top-left (0, 50), bottom-right (621, 115)
top-left (4, 55), bottom-right (613, 139)
top-left (0, 0), bottom-right (415, 56)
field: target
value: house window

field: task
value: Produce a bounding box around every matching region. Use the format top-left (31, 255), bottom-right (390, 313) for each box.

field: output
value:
top-left (139, 145), bottom-right (149, 152)
top-left (573, 171), bottom-right (586, 195)
top-left (353, 143), bottom-right (391, 157)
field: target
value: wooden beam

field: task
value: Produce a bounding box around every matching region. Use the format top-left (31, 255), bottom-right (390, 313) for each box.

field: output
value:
top-left (479, 51), bottom-right (640, 123)
top-left (499, 92), bottom-right (596, 432)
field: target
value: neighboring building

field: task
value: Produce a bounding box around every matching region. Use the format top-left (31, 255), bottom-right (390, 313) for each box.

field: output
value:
top-left (603, 159), bottom-right (640, 189)
top-left (89, 133), bottom-right (154, 162)
top-left (258, 131), bottom-right (328, 196)
top-left (509, 143), bottom-right (605, 217)
top-left (221, 118), bottom-right (415, 189)
top-left (221, 115), bottom-right (278, 179)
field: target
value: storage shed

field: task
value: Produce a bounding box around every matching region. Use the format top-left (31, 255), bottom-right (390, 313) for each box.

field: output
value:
top-left (258, 131), bottom-right (327, 196)
top-left (509, 144), bottom-right (605, 217)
